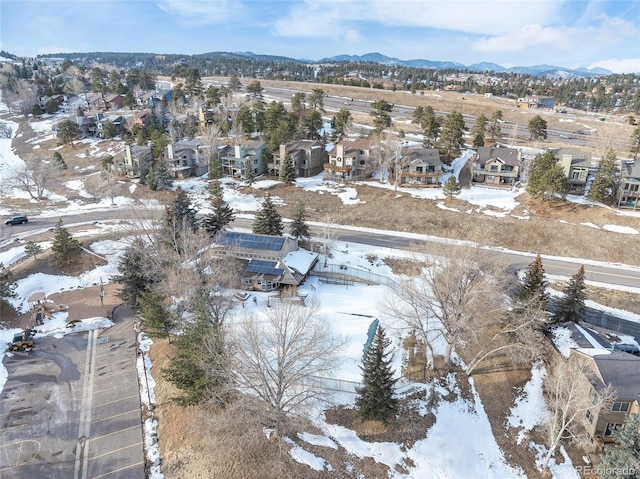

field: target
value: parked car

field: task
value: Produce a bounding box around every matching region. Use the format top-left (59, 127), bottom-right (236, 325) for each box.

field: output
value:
top-left (5, 215), bottom-right (28, 225)
top-left (612, 343), bottom-right (640, 356)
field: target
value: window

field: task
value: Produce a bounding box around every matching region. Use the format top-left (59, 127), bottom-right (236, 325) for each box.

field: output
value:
top-left (589, 387), bottom-right (599, 406)
top-left (612, 402), bottom-right (630, 412)
top-left (604, 423), bottom-right (623, 436)
top-left (586, 410), bottom-right (594, 424)
top-left (490, 165), bottom-right (499, 172)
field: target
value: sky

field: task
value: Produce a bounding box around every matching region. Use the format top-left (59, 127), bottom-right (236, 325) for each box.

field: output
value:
top-left (1, 0), bottom-right (639, 73)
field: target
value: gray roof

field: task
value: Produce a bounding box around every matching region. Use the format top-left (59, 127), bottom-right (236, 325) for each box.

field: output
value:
top-left (402, 146), bottom-right (442, 166)
top-left (620, 160), bottom-right (640, 179)
top-left (593, 352), bottom-right (640, 400)
top-left (475, 146), bottom-right (520, 166)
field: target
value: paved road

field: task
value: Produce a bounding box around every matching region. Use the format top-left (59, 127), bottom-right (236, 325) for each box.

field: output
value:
top-left (0, 306), bottom-right (144, 479)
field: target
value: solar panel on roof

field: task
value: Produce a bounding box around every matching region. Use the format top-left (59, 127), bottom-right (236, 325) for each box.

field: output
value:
top-left (217, 232), bottom-right (285, 251)
top-left (246, 259), bottom-right (285, 276)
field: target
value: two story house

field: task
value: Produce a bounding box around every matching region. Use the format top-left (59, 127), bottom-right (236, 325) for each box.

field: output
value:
top-left (325, 138), bottom-right (372, 182)
top-left (219, 140), bottom-right (267, 179)
top-left (395, 145), bottom-right (443, 187)
top-left (269, 140), bottom-right (327, 178)
top-left (471, 146), bottom-right (521, 187)
top-left (123, 144), bottom-right (153, 177)
top-left (165, 140), bottom-right (209, 179)
top-left (214, 231), bottom-right (318, 291)
top-left (616, 160), bottom-right (640, 210)
top-left (553, 148), bottom-right (593, 194)
top-left (516, 96), bottom-right (555, 110)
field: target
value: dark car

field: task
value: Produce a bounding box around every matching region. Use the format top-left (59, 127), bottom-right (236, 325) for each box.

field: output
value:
top-left (5, 215), bottom-right (28, 225)
top-left (612, 343), bottom-right (640, 356)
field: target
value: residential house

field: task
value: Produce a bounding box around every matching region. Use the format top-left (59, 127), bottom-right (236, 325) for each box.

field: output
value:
top-left (214, 231), bottom-right (318, 291)
top-left (165, 140), bottom-right (209, 178)
top-left (471, 146), bottom-right (521, 187)
top-left (550, 322), bottom-right (640, 451)
top-left (137, 89), bottom-right (172, 108)
top-left (325, 137), bottom-right (372, 182)
top-left (100, 94), bottom-right (124, 111)
top-left (83, 93), bottom-right (103, 111)
top-left (616, 160), bottom-right (640, 210)
top-left (197, 105), bottom-right (217, 127)
top-left (553, 148), bottom-right (593, 194)
top-left (95, 113), bottom-right (124, 138)
top-left (60, 96), bottom-right (84, 115)
top-left (123, 144), bottom-right (153, 177)
top-left (219, 140), bottom-right (267, 179)
top-left (269, 140), bottom-right (327, 178)
top-left (516, 96), bottom-right (555, 110)
top-left (394, 145), bottom-right (443, 187)
top-left (133, 110), bottom-right (150, 127)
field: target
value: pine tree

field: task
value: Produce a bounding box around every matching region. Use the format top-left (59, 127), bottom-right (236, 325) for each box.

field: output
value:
top-left (244, 165), bottom-right (255, 185)
top-left (24, 241), bottom-right (43, 259)
top-left (587, 149), bottom-right (617, 202)
top-left (280, 155), bottom-right (295, 184)
top-left (289, 201), bottom-right (310, 240)
top-left (527, 151), bottom-right (569, 201)
top-left (154, 159), bottom-right (174, 191)
top-left (599, 413), bottom-right (640, 478)
top-left (552, 265), bottom-right (587, 323)
top-left (519, 254), bottom-right (549, 307)
top-left (442, 176), bottom-right (461, 197)
top-left (163, 187), bottom-right (198, 255)
top-left (52, 151), bottom-right (67, 170)
top-left (252, 194), bottom-right (283, 236)
top-left (202, 190), bottom-right (235, 236)
top-left (355, 325), bottom-right (398, 423)
top-left (139, 289), bottom-right (173, 339)
top-left (51, 220), bottom-right (82, 266)
top-left (113, 238), bottom-right (155, 307)
top-left (208, 154), bottom-right (223, 180)
top-left (0, 262), bottom-right (17, 302)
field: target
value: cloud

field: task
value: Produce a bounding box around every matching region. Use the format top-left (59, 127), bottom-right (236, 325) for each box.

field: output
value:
top-left (473, 25), bottom-right (573, 53)
top-left (344, 30), bottom-right (362, 44)
top-left (589, 58), bottom-right (640, 74)
top-left (158, 0), bottom-right (244, 24)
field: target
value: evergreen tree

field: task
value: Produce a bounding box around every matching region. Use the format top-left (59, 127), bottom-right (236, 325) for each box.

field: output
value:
top-left (442, 176), bottom-right (461, 197)
top-left (52, 151), bottom-right (67, 170)
top-left (488, 110), bottom-right (503, 141)
top-left (252, 193), bottom-right (283, 236)
top-left (587, 149), bottom-right (617, 202)
top-left (471, 113), bottom-right (487, 147)
top-left (0, 262), bottom-right (17, 302)
top-left (153, 159), bottom-right (173, 191)
top-left (289, 201), bottom-right (310, 240)
top-left (244, 165), bottom-right (255, 185)
top-left (528, 115), bottom-right (548, 140)
top-left (355, 325), bottom-right (398, 423)
top-left (369, 99), bottom-right (393, 133)
top-left (24, 241), bottom-right (43, 259)
top-left (333, 108), bottom-right (352, 136)
top-left (518, 254), bottom-right (549, 307)
top-left (139, 289), bottom-right (173, 339)
top-left (145, 167), bottom-right (157, 190)
top-left (51, 220), bottom-right (82, 266)
top-left (552, 265), bottom-right (587, 323)
top-left (599, 413), bottom-right (640, 478)
top-left (526, 151), bottom-right (569, 201)
top-left (56, 119), bottom-right (82, 147)
top-left (163, 187), bottom-right (198, 255)
top-left (113, 238), bottom-right (156, 307)
top-left (280, 155), bottom-right (296, 184)
top-left (201, 190), bottom-right (235, 236)
top-left (439, 110), bottom-right (466, 160)
top-left (208, 154), bottom-right (223, 180)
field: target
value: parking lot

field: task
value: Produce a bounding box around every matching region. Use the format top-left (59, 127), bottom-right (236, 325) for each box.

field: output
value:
top-left (0, 308), bottom-right (144, 479)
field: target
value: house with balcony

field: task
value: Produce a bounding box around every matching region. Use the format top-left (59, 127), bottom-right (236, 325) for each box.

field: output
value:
top-left (516, 95), bottom-right (555, 110)
top-left (549, 322), bottom-right (640, 452)
top-left (100, 94), bottom-right (124, 111)
top-left (123, 144), bottom-right (153, 177)
top-left (269, 140), bottom-right (327, 178)
top-left (325, 138), bottom-right (372, 182)
top-left (395, 146), bottom-right (443, 187)
top-left (553, 148), bottom-right (593, 194)
top-left (219, 140), bottom-right (267, 179)
top-left (214, 231), bottom-right (318, 291)
top-left (165, 140), bottom-right (209, 179)
top-left (95, 113), bottom-right (124, 138)
top-left (471, 146), bottom-right (521, 187)
top-left (616, 160), bottom-right (640, 210)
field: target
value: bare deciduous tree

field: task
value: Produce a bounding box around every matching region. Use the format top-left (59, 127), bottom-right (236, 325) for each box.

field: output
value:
top-left (541, 354), bottom-right (616, 470)
top-left (229, 289), bottom-right (347, 435)
top-left (8, 157), bottom-right (62, 200)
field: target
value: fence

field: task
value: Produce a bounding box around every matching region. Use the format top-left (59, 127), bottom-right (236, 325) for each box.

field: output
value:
top-left (311, 375), bottom-right (361, 394)
top-left (310, 262), bottom-right (403, 295)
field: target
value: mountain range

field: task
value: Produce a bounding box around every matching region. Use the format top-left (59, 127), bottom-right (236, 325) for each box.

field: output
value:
top-left (231, 51), bottom-right (612, 77)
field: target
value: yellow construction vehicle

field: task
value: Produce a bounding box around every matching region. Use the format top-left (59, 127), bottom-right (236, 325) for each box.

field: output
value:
top-left (8, 328), bottom-right (37, 352)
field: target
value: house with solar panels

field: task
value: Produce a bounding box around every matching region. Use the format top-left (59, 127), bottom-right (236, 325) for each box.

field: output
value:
top-left (215, 231), bottom-right (319, 291)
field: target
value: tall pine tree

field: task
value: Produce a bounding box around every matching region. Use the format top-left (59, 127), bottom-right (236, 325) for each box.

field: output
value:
top-left (252, 194), bottom-right (283, 236)
top-left (527, 151), bottom-right (569, 201)
top-left (587, 149), bottom-right (617, 202)
top-left (202, 189), bottom-right (235, 236)
top-left (51, 220), bottom-right (82, 266)
top-left (599, 413), bottom-right (640, 478)
top-left (163, 187), bottom-right (198, 254)
top-left (280, 155), bottom-right (295, 184)
top-left (552, 265), bottom-right (587, 323)
top-left (442, 176), bottom-right (461, 197)
top-left (519, 254), bottom-right (549, 307)
top-left (355, 325), bottom-right (398, 423)
top-left (289, 201), bottom-right (310, 240)
top-left (0, 262), bottom-right (17, 302)
top-left (139, 289), bottom-right (173, 339)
